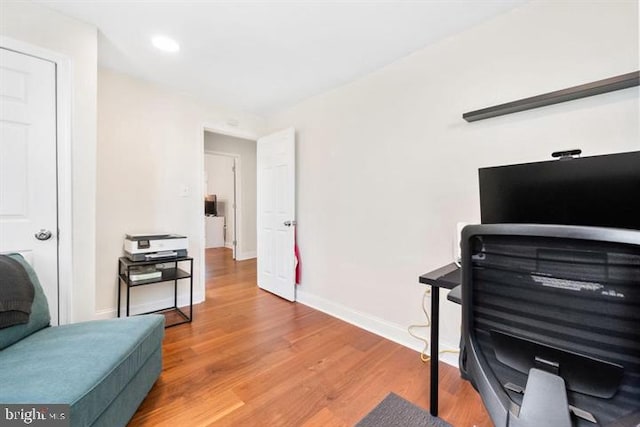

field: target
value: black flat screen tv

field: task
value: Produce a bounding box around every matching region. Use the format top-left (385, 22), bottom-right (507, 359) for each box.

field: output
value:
top-left (479, 151), bottom-right (640, 230)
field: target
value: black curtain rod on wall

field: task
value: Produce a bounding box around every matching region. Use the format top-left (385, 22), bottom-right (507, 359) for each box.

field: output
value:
top-left (463, 71), bottom-right (640, 122)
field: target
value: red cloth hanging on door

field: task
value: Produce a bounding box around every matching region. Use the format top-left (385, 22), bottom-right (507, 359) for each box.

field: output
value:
top-left (294, 228), bottom-right (301, 284)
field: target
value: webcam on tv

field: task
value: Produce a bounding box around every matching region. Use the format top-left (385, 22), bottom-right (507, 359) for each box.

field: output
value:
top-left (552, 149), bottom-right (582, 160)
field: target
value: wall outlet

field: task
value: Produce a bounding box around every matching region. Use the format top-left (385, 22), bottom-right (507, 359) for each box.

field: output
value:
top-left (179, 185), bottom-right (190, 198)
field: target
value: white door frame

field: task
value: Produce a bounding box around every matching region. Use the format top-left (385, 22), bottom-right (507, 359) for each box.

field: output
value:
top-left (199, 124), bottom-right (258, 295)
top-left (204, 150), bottom-right (241, 258)
top-left (0, 36), bottom-right (73, 325)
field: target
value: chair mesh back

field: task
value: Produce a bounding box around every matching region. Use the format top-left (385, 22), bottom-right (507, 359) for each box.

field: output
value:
top-left (469, 233), bottom-right (640, 427)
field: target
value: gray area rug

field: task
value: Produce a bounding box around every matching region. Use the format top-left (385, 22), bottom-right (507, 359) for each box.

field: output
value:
top-left (356, 393), bottom-right (452, 427)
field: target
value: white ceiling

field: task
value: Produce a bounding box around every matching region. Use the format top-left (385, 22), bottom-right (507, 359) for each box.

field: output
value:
top-left (38, 1), bottom-right (526, 116)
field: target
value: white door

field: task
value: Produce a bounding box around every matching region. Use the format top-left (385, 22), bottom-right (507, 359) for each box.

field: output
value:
top-left (0, 48), bottom-right (59, 324)
top-left (231, 157), bottom-right (238, 259)
top-left (257, 128), bottom-right (296, 301)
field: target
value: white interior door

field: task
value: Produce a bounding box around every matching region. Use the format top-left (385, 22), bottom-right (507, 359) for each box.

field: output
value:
top-left (0, 48), bottom-right (59, 324)
top-left (257, 128), bottom-right (296, 301)
top-left (231, 157), bottom-right (238, 260)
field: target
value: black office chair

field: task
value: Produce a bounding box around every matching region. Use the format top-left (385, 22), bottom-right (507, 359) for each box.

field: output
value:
top-left (459, 224), bottom-right (640, 427)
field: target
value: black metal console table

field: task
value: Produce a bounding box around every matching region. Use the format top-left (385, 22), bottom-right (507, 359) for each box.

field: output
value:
top-left (117, 256), bottom-right (193, 328)
top-left (418, 263), bottom-right (462, 417)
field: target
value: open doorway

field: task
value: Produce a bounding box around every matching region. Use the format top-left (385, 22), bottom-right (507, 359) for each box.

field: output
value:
top-left (203, 131), bottom-right (257, 281)
top-left (204, 153), bottom-right (237, 257)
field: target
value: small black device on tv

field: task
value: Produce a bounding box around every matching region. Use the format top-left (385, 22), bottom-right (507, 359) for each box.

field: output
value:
top-left (478, 150), bottom-right (640, 231)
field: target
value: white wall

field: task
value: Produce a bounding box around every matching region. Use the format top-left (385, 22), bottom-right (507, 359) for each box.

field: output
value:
top-left (268, 1), bottom-right (640, 362)
top-left (96, 68), bottom-right (265, 316)
top-left (204, 132), bottom-right (257, 260)
top-left (204, 153), bottom-right (235, 247)
top-left (0, 1), bottom-right (98, 322)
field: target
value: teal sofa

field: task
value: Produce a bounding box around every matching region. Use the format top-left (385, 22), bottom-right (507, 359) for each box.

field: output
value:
top-left (0, 254), bottom-right (164, 427)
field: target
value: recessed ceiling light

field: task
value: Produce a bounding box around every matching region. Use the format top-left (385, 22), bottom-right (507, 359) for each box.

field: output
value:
top-left (151, 35), bottom-right (180, 53)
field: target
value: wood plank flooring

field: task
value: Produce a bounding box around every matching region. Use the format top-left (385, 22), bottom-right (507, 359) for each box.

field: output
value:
top-left (129, 248), bottom-right (491, 426)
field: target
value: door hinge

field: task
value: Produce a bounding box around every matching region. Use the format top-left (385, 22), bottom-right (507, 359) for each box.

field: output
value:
top-left (233, 240), bottom-right (237, 245)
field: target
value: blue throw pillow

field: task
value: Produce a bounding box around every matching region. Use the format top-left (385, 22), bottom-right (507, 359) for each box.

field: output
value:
top-left (0, 254), bottom-right (51, 350)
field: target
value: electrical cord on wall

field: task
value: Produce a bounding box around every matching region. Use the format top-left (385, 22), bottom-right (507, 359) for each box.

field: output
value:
top-left (408, 288), bottom-right (460, 363)
top-left (408, 289), bottom-right (432, 362)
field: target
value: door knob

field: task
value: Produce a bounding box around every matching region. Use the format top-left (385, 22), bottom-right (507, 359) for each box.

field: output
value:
top-left (35, 229), bottom-right (53, 241)
top-left (284, 220), bottom-right (297, 227)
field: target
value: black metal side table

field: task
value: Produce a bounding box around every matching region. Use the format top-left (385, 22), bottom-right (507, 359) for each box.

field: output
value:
top-left (117, 256), bottom-right (193, 327)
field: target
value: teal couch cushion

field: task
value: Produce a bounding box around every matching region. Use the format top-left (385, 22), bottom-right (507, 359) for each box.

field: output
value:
top-left (0, 315), bottom-right (164, 427)
top-left (0, 253), bottom-right (51, 350)
top-left (91, 347), bottom-right (162, 427)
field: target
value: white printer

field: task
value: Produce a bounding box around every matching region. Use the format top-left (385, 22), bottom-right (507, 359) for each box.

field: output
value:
top-left (124, 234), bottom-right (188, 262)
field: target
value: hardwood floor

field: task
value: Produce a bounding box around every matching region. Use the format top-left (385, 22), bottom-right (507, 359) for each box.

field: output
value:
top-left (129, 248), bottom-right (491, 426)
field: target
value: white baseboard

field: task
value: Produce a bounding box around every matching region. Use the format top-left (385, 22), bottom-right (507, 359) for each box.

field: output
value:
top-left (296, 288), bottom-right (460, 368)
top-left (224, 242), bottom-right (233, 249)
top-left (94, 291), bottom-right (205, 320)
top-left (236, 251), bottom-right (256, 261)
